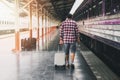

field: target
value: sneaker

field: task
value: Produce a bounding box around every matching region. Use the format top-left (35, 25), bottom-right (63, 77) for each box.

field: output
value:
top-left (70, 64), bottom-right (75, 69)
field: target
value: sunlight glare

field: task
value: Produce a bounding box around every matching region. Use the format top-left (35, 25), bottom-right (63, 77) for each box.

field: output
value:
top-left (70, 0), bottom-right (83, 15)
top-left (0, 2), bottom-right (14, 20)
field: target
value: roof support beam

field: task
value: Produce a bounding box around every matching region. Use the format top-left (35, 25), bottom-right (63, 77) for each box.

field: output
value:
top-left (53, 1), bottom-right (74, 7)
top-left (19, 0), bottom-right (34, 11)
top-left (51, 1), bottom-right (62, 20)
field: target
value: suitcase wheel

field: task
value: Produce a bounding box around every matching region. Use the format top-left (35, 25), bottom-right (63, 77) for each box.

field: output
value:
top-left (55, 65), bottom-right (65, 70)
top-left (55, 65), bottom-right (58, 69)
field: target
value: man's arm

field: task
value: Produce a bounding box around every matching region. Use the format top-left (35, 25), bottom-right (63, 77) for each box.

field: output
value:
top-left (75, 24), bottom-right (80, 43)
top-left (59, 24), bottom-right (64, 44)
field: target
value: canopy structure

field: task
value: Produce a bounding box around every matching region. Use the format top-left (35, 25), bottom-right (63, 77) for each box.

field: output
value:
top-left (4, 0), bottom-right (75, 21)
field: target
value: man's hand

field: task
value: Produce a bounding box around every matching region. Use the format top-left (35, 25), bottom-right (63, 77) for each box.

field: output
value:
top-left (59, 39), bottom-right (63, 45)
top-left (77, 37), bottom-right (80, 44)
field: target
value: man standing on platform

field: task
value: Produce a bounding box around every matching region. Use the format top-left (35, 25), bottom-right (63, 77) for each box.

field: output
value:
top-left (59, 14), bottom-right (80, 69)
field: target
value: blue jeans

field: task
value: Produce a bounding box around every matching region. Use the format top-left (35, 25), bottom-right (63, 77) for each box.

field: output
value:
top-left (63, 42), bottom-right (76, 55)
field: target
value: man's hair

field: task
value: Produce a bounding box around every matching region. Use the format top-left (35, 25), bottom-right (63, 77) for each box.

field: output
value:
top-left (67, 14), bottom-right (73, 19)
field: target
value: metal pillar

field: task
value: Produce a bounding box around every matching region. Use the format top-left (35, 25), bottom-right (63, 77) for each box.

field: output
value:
top-left (43, 8), bottom-right (46, 44)
top-left (87, 10), bottom-right (89, 19)
top-left (39, 8), bottom-right (42, 37)
top-left (39, 7), bottom-right (43, 50)
top-left (37, 3), bottom-right (39, 40)
top-left (29, 3), bottom-right (32, 39)
top-left (49, 15), bottom-right (52, 41)
top-left (102, 0), bottom-right (105, 16)
top-left (44, 9), bottom-right (47, 45)
top-left (42, 8), bottom-right (44, 48)
top-left (46, 11), bottom-right (49, 50)
top-left (14, 0), bottom-right (20, 52)
top-left (38, 5), bottom-right (44, 42)
top-left (48, 15), bottom-right (50, 42)
top-left (36, 2), bottom-right (40, 50)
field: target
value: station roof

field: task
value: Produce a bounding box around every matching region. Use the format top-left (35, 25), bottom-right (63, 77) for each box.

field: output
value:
top-left (40, 0), bottom-right (75, 21)
top-left (73, 0), bottom-right (102, 20)
top-left (5, 0), bottom-right (75, 21)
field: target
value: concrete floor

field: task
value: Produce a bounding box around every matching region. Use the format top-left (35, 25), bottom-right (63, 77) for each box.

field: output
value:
top-left (0, 49), bottom-right (97, 80)
top-left (0, 32), bottom-right (97, 80)
top-left (0, 31), bottom-right (119, 80)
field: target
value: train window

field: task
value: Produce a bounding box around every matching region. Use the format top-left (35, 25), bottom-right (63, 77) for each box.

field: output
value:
top-left (75, 0), bottom-right (120, 20)
top-left (105, 0), bottom-right (120, 15)
top-left (105, 0), bottom-right (111, 15)
top-left (112, 0), bottom-right (120, 13)
top-left (98, 3), bottom-right (102, 16)
top-left (92, 5), bottom-right (97, 17)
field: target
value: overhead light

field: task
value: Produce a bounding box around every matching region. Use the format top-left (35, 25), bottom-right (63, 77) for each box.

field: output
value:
top-left (69, 0), bottom-right (83, 15)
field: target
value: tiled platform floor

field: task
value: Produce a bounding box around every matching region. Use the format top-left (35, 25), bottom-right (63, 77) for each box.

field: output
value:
top-left (0, 32), bottom-right (119, 80)
top-left (0, 49), bottom-right (97, 80)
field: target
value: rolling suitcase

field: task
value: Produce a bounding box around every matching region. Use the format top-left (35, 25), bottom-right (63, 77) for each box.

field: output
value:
top-left (54, 45), bottom-right (65, 69)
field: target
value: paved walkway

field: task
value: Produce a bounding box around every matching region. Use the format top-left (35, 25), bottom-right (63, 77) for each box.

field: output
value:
top-left (0, 50), bottom-right (97, 80)
top-left (1, 31), bottom-right (119, 80)
top-left (0, 33), bottom-right (97, 80)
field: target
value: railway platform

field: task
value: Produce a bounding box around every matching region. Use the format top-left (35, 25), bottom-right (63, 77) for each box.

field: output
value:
top-left (0, 0), bottom-right (120, 80)
top-left (0, 33), bottom-right (119, 80)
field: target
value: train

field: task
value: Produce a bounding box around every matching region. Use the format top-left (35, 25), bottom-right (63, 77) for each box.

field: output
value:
top-left (74, 0), bottom-right (120, 76)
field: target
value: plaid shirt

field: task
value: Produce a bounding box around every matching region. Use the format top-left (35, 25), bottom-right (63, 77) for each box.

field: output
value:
top-left (60, 19), bottom-right (79, 43)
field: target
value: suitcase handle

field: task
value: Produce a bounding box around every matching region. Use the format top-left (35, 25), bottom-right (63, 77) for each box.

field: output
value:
top-left (57, 44), bottom-right (63, 52)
